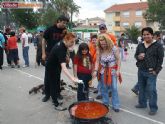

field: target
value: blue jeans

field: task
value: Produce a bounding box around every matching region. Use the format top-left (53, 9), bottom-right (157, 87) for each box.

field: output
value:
top-left (23, 46), bottom-right (29, 66)
top-left (100, 69), bottom-right (120, 109)
top-left (120, 48), bottom-right (124, 61)
top-left (133, 82), bottom-right (139, 92)
top-left (138, 69), bottom-right (158, 112)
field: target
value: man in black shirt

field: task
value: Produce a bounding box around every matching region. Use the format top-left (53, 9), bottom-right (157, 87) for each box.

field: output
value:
top-left (134, 27), bottom-right (164, 115)
top-left (44, 33), bottom-right (79, 111)
top-left (4, 28), bottom-right (11, 65)
top-left (42, 15), bottom-right (69, 102)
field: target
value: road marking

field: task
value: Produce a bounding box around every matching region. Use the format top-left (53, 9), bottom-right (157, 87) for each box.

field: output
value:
top-left (120, 107), bottom-right (164, 124)
top-left (14, 69), bottom-right (165, 124)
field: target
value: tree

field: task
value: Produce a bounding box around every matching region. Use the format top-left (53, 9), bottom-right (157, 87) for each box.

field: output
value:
top-left (5, 0), bottom-right (80, 29)
top-left (11, 9), bottom-right (40, 29)
top-left (40, 0), bottom-right (80, 28)
top-left (144, 0), bottom-right (165, 30)
top-left (69, 2), bottom-right (80, 24)
top-left (124, 25), bottom-right (141, 44)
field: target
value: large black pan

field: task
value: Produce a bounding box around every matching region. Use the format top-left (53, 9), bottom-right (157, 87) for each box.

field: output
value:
top-left (68, 101), bottom-right (109, 123)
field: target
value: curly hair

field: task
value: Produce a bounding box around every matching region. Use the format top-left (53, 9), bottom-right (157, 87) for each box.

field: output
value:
top-left (97, 33), bottom-right (114, 53)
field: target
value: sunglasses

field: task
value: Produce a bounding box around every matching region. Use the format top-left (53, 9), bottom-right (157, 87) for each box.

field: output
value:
top-left (99, 28), bottom-right (106, 30)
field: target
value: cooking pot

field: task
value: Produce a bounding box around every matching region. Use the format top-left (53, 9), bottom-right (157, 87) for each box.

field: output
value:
top-left (68, 101), bottom-right (109, 123)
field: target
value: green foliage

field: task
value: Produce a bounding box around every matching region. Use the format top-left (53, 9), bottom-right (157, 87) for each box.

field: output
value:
top-left (39, 0), bottom-right (80, 28)
top-left (7, 0), bottom-right (80, 30)
top-left (11, 9), bottom-right (40, 29)
top-left (124, 25), bottom-right (141, 44)
top-left (144, 0), bottom-right (165, 29)
top-left (40, 8), bottom-right (59, 27)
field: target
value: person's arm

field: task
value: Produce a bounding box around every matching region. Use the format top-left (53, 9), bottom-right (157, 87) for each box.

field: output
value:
top-left (73, 64), bottom-right (77, 78)
top-left (73, 56), bottom-right (77, 77)
top-left (154, 44), bottom-right (164, 74)
top-left (114, 48), bottom-right (121, 76)
top-left (22, 34), bottom-right (25, 48)
top-left (93, 48), bottom-right (100, 78)
top-left (42, 38), bottom-right (46, 61)
top-left (61, 63), bottom-right (79, 83)
top-left (0, 34), bottom-right (5, 48)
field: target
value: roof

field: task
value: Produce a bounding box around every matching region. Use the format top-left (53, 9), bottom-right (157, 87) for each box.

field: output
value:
top-left (104, 2), bottom-right (148, 13)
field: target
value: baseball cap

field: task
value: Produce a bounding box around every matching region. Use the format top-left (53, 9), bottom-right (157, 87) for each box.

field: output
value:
top-left (99, 24), bottom-right (107, 29)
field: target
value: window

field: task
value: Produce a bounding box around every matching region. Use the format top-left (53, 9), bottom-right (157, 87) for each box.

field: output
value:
top-left (135, 22), bottom-right (142, 27)
top-left (115, 12), bottom-right (120, 16)
top-left (123, 11), bottom-right (130, 17)
top-left (122, 22), bottom-right (129, 27)
top-left (136, 10), bottom-right (142, 16)
top-left (115, 21), bottom-right (120, 26)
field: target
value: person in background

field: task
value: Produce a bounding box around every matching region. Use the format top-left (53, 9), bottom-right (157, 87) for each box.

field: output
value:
top-left (73, 43), bottom-right (93, 101)
top-left (118, 33), bottom-right (128, 61)
top-left (4, 28), bottom-right (11, 66)
top-left (89, 35), bottom-right (97, 66)
top-left (135, 27), bottom-right (164, 115)
top-left (0, 31), bottom-right (5, 70)
top-left (45, 32), bottom-right (79, 111)
top-left (99, 24), bottom-right (117, 45)
top-left (19, 27), bottom-right (30, 67)
top-left (153, 31), bottom-right (164, 46)
top-left (42, 15), bottom-right (69, 102)
top-left (34, 30), bottom-right (44, 66)
top-left (7, 31), bottom-right (20, 68)
top-left (93, 33), bottom-right (121, 112)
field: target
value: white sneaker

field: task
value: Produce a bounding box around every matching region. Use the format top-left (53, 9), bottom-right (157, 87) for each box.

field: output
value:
top-left (23, 65), bottom-right (28, 68)
top-left (54, 105), bottom-right (67, 111)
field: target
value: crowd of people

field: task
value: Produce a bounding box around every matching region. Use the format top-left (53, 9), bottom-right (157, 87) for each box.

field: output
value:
top-left (0, 15), bottom-right (164, 116)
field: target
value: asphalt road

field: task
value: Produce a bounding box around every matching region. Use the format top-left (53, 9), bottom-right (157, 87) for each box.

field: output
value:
top-left (0, 43), bottom-right (165, 124)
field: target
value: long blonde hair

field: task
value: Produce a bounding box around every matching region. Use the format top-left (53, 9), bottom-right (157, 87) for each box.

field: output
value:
top-left (97, 33), bottom-right (114, 53)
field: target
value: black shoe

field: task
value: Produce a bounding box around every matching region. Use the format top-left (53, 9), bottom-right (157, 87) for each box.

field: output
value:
top-left (109, 92), bottom-right (112, 97)
top-left (53, 100), bottom-right (63, 106)
top-left (148, 111), bottom-right (157, 115)
top-left (0, 66), bottom-right (2, 70)
top-left (17, 65), bottom-right (20, 68)
top-left (11, 65), bottom-right (15, 68)
top-left (113, 108), bottom-right (120, 112)
top-left (93, 90), bottom-right (98, 94)
top-left (42, 96), bottom-right (50, 102)
top-left (58, 94), bottom-right (63, 100)
top-left (135, 104), bottom-right (147, 108)
top-left (96, 95), bottom-right (102, 99)
top-left (131, 89), bottom-right (139, 95)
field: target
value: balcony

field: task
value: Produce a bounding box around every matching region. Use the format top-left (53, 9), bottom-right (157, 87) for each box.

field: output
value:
top-left (113, 26), bottom-right (121, 31)
top-left (113, 16), bottom-right (121, 21)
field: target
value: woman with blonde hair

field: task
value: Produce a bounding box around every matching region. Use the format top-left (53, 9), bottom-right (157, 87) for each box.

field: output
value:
top-left (93, 33), bottom-right (121, 112)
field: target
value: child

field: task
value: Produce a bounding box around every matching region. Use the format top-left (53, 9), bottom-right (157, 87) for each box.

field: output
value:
top-left (73, 43), bottom-right (93, 101)
top-left (7, 31), bottom-right (20, 68)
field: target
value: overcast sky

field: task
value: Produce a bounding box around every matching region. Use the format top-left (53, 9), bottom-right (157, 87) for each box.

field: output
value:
top-left (73, 0), bottom-right (147, 20)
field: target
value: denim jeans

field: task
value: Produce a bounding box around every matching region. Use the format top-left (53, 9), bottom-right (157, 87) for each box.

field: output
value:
top-left (133, 82), bottom-right (139, 92)
top-left (100, 69), bottom-right (120, 109)
top-left (120, 48), bottom-right (124, 61)
top-left (138, 69), bottom-right (158, 112)
top-left (0, 47), bottom-right (3, 66)
top-left (23, 46), bottom-right (29, 66)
